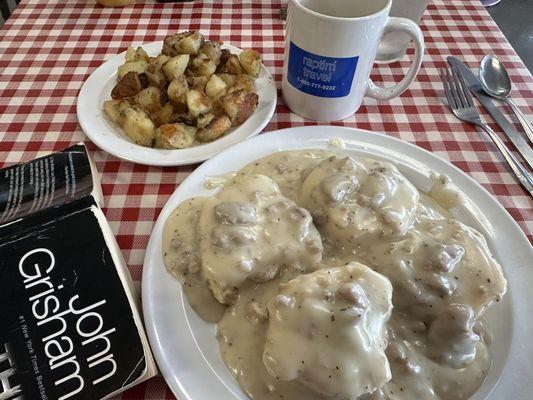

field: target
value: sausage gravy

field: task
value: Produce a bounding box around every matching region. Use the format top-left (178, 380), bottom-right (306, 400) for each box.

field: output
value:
top-left (163, 150), bottom-right (506, 400)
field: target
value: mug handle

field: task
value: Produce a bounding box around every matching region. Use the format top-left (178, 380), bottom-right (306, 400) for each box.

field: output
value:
top-left (365, 17), bottom-right (424, 101)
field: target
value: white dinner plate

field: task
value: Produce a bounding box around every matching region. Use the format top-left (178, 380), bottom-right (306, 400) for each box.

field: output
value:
top-left (77, 41), bottom-right (277, 166)
top-left (142, 126), bottom-right (533, 400)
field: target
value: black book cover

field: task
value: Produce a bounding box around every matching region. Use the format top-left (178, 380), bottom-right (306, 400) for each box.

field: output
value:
top-left (0, 144), bottom-right (155, 400)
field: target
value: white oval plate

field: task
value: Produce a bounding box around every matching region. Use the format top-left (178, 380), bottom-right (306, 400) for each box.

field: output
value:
top-left (142, 126), bottom-right (533, 400)
top-left (77, 41), bottom-right (277, 166)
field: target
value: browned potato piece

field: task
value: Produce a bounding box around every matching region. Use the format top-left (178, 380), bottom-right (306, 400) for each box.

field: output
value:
top-left (210, 102), bottom-right (226, 118)
top-left (162, 31), bottom-right (193, 56)
top-left (163, 54), bottom-right (189, 81)
top-left (219, 89), bottom-right (258, 126)
top-left (216, 73), bottom-right (236, 87)
top-left (133, 86), bottom-right (175, 126)
top-left (205, 74), bottom-right (227, 100)
top-left (239, 49), bottom-right (262, 78)
top-left (134, 86), bottom-right (162, 114)
top-left (227, 74), bottom-right (256, 94)
top-left (197, 115), bottom-right (232, 142)
top-left (190, 53), bottom-right (217, 77)
top-left (118, 60), bottom-right (148, 79)
top-left (145, 54), bottom-right (171, 88)
top-left (151, 54), bottom-right (171, 70)
top-left (154, 123), bottom-right (197, 149)
top-left (145, 70), bottom-right (167, 89)
top-left (125, 46), bottom-right (150, 63)
top-left (103, 99), bottom-right (131, 125)
top-left (187, 75), bottom-right (209, 92)
top-left (124, 47), bottom-right (137, 62)
top-left (197, 113), bottom-right (215, 129)
top-left (103, 100), bottom-right (120, 124)
top-left (199, 41), bottom-right (222, 65)
top-left (226, 54), bottom-right (243, 75)
top-left (167, 75), bottom-right (189, 105)
top-left (111, 71), bottom-right (142, 99)
top-left (122, 107), bottom-right (156, 147)
top-left (186, 90), bottom-right (212, 117)
top-left (152, 102), bottom-right (174, 126)
top-left (176, 32), bottom-right (204, 55)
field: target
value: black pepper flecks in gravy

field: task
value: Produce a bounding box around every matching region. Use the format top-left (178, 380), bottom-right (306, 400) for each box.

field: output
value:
top-left (163, 150), bottom-right (506, 400)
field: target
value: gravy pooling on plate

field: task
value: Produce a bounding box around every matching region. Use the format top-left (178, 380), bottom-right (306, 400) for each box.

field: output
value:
top-left (163, 150), bottom-right (506, 400)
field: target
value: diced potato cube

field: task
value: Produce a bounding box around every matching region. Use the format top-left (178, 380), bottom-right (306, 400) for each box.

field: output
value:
top-left (176, 32), bottom-right (204, 55)
top-left (162, 31), bottom-right (193, 56)
top-left (217, 73), bottom-right (236, 87)
top-left (163, 54), bottom-right (190, 81)
top-left (118, 60), bottom-right (148, 79)
top-left (122, 107), bottom-right (156, 147)
top-left (210, 102), bottom-right (226, 118)
top-left (134, 86), bottom-right (161, 114)
top-left (144, 54), bottom-right (171, 88)
top-left (205, 74), bottom-right (227, 100)
top-left (186, 89), bottom-right (212, 117)
top-left (226, 54), bottom-right (243, 75)
top-left (239, 49), bottom-right (262, 78)
top-left (151, 54), bottom-right (171, 70)
top-left (190, 53), bottom-right (217, 77)
top-left (199, 41), bottom-right (222, 65)
top-left (227, 74), bottom-right (256, 94)
top-left (111, 71), bottom-right (143, 99)
top-left (152, 102), bottom-right (174, 126)
top-left (125, 47), bottom-right (137, 63)
top-left (103, 99), bottom-right (130, 125)
top-left (125, 46), bottom-right (150, 62)
top-left (154, 123), bottom-right (197, 149)
top-left (197, 115), bottom-right (232, 142)
top-left (146, 71), bottom-right (167, 89)
top-left (167, 75), bottom-right (189, 105)
top-left (136, 47), bottom-right (150, 62)
top-left (220, 89), bottom-right (258, 126)
top-left (187, 75), bottom-right (209, 92)
top-left (197, 113), bottom-right (215, 129)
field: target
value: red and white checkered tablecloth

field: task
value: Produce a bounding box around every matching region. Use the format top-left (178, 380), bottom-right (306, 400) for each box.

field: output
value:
top-left (0, 0), bottom-right (531, 398)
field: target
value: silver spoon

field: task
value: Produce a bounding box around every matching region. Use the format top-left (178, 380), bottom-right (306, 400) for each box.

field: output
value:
top-left (479, 55), bottom-right (533, 144)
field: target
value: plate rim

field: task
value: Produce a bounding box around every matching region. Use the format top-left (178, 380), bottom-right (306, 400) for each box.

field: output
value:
top-left (142, 126), bottom-right (533, 400)
top-left (77, 41), bottom-right (277, 166)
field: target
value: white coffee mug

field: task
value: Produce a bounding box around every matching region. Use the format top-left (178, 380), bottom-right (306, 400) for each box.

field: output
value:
top-left (281, 0), bottom-right (425, 121)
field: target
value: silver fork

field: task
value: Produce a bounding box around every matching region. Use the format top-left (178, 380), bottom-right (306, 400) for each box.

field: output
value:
top-left (441, 66), bottom-right (533, 196)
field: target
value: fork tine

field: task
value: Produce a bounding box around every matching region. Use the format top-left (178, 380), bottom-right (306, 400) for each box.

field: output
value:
top-left (450, 66), bottom-right (471, 108)
top-left (440, 67), bottom-right (457, 110)
top-left (449, 66), bottom-right (465, 107)
top-left (447, 66), bottom-right (464, 109)
top-left (448, 66), bottom-right (467, 109)
top-left (445, 67), bottom-right (459, 109)
top-left (452, 65), bottom-right (475, 108)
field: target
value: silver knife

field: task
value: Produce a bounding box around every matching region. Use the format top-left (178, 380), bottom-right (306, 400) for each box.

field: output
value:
top-left (447, 56), bottom-right (533, 170)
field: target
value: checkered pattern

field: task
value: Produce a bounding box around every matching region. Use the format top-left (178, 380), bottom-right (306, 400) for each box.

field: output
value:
top-left (0, 0), bottom-right (531, 397)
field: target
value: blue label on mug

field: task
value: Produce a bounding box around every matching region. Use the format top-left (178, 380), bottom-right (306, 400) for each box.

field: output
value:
top-left (287, 42), bottom-right (358, 98)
